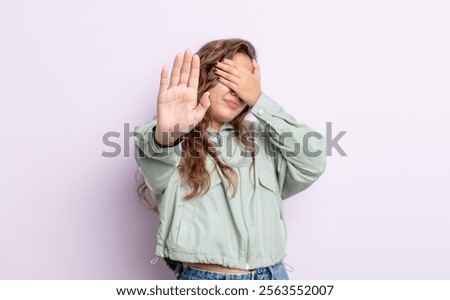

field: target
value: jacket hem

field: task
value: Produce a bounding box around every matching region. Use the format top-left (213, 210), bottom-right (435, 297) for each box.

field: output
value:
top-left (156, 245), bottom-right (287, 270)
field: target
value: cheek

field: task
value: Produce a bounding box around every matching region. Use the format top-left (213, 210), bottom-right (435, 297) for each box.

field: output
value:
top-left (209, 86), bottom-right (226, 103)
top-left (208, 92), bottom-right (220, 105)
top-left (210, 83), bottom-right (228, 96)
top-left (208, 93), bottom-right (222, 111)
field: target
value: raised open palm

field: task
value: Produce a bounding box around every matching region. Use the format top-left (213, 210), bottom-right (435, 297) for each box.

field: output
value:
top-left (154, 49), bottom-right (211, 147)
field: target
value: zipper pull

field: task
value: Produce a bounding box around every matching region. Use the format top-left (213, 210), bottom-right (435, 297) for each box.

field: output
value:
top-left (282, 260), bottom-right (295, 272)
top-left (150, 256), bottom-right (159, 264)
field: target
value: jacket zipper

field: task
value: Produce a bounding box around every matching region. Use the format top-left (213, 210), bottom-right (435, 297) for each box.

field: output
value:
top-left (241, 196), bottom-right (250, 270)
top-left (241, 167), bottom-right (251, 270)
top-left (222, 130), bottom-right (251, 270)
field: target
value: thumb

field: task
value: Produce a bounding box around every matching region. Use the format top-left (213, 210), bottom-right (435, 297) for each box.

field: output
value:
top-left (194, 91), bottom-right (211, 119)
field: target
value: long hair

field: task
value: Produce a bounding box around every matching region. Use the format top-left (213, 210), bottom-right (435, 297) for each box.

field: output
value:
top-left (137, 38), bottom-right (258, 212)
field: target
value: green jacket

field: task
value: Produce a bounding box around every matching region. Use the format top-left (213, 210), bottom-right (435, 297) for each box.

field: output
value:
top-left (134, 93), bottom-right (327, 270)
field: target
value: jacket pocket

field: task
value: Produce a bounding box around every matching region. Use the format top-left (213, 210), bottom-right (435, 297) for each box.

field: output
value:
top-left (174, 171), bottom-right (224, 250)
top-left (174, 204), bottom-right (193, 248)
top-left (257, 170), bottom-right (285, 243)
top-left (257, 171), bottom-right (279, 194)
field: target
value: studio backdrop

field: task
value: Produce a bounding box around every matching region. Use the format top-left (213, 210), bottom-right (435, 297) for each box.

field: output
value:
top-left (1, 0), bottom-right (449, 279)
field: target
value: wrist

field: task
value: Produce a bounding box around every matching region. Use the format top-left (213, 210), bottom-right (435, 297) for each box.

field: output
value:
top-left (248, 90), bottom-right (262, 108)
top-left (153, 126), bottom-right (179, 148)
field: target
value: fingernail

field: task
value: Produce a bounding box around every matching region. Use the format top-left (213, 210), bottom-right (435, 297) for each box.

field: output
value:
top-left (220, 58), bottom-right (224, 62)
top-left (214, 61), bottom-right (218, 65)
top-left (214, 68), bottom-right (218, 72)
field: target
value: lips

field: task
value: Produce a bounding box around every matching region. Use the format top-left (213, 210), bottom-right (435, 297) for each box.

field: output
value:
top-left (225, 99), bottom-right (239, 108)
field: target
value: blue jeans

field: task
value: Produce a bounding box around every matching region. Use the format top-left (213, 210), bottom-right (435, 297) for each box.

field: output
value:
top-left (173, 261), bottom-right (289, 280)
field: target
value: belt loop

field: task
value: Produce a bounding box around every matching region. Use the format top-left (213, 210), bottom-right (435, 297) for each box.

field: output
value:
top-left (268, 264), bottom-right (275, 279)
top-left (253, 271), bottom-right (258, 280)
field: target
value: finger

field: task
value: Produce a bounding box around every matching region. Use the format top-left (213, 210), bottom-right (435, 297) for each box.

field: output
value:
top-left (159, 66), bottom-right (168, 91)
top-left (214, 67), bottom-right (239, 84)
top-left (220, 58), bottom-right (237, 67)
top-left (217, 75), bottom-right (238, 91)
top-left (216, 60), bottom-right (242, 77)
top-left (169, 53), bottom-right (183, 88)
top-left (187, 54), bottom-right (200, 89)
top-left (179, 49), bottom-right (193, 85)
top-left (193, 92), bottom-right (211, 120)
top-left (252, 58), bottom-right (261, 81)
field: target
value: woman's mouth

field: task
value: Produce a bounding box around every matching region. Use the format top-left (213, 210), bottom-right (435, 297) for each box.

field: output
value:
top-left (225, 100), bottom-right (239, 109)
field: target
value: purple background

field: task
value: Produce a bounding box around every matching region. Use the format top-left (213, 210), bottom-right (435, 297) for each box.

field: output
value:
top-left (1, 0), bottom-right (449, 279)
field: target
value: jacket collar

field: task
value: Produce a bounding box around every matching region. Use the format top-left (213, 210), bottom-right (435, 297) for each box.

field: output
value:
top-left (206, 122), bottom-right (234, 135)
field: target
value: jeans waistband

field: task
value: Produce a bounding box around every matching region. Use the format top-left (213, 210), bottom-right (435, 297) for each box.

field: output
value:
top-left (176, 262), bottom-right (283, 280)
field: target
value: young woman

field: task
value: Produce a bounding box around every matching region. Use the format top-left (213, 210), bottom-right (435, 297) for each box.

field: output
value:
top-left (134, 38), bottom-right (327, 280)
